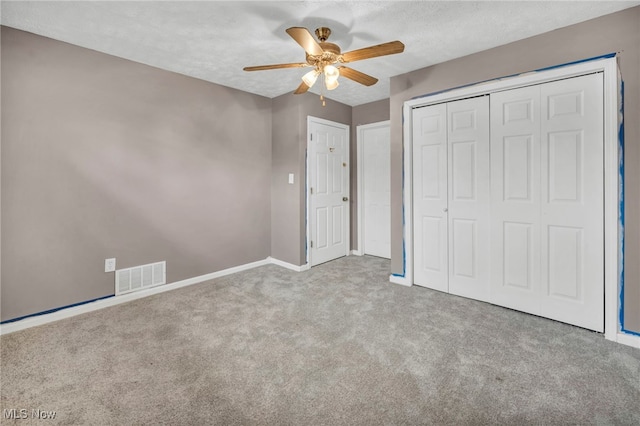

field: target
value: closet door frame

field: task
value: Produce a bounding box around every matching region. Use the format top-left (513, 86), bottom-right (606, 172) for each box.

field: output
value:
top-left (398, 56), bottom-right (621, 343)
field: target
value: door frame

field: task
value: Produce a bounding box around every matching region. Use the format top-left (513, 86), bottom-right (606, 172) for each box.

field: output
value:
top-left (356, 120), bottom-right (391, 257)
top-left (306, 116), bottom-right (350, 266)
top-left (398, 56), bottom-right (622, 343)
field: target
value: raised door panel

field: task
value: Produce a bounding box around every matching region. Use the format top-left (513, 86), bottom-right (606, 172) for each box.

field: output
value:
top-left (316, 207), bottom-right (329, 249)
top-left (503, 222), bottom-right (534, 291)
top-left (422, 216), bottom-right (446, 273)
top-left (413, 104), bottom-right (448, 292)
top-left (447, 96), bottom-right (491, 302)
top-left (451, 141), bottom-right (476, 201)
top-left (451, 219), bottom-right (476, 279)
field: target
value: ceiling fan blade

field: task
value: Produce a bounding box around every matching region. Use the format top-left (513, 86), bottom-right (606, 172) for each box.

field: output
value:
top-left (293, 81), bottom-right (310, 95)
top-left (341, 40), bottom-right (405, 63)
top-left (286, 27), bottom-right (324, 56)
top-left (243, 63), bottom-right (309, 72)
top-left (338, 66), bottom-right (378, 86)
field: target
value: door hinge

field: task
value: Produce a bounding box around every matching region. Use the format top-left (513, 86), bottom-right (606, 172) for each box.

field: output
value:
top-left (310, 187), bottom-right (313, 194)
top-left (310, 133), bottom-right (313, 141)
top-left (310, 241), bottom-right (313, 248)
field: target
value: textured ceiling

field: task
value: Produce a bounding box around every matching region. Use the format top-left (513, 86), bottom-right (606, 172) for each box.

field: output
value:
top-left (1, 1), bottom-right (638, 106)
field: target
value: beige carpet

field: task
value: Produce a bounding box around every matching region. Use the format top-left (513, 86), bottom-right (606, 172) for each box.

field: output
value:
top-left (1, 255), bottom-right (639, 425)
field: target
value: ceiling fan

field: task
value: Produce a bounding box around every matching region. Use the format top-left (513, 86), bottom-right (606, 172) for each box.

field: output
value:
top-left (243, 27), bottom-right (405, 101)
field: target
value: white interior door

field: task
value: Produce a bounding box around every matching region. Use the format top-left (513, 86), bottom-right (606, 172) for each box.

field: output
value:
top-left (412, 104), bottom-right (448, 292)
top-left (360, 122), bottom-right (391, 259)
top-left (309, 118), bottom-right (350, 266)
top-left (490, 73), bottom-right (604, 331)
top-left (447, 96), bottom-right (491, 302)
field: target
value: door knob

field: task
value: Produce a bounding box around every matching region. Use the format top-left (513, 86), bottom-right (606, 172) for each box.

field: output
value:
top-left (443, 208), bottom-right (448, 212)
top-left (343, 197), bottom-right (349, 202)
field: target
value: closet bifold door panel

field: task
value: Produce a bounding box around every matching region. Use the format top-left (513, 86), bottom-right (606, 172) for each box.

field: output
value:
top-left (539, 74), bottom-right (604, 331)
top-left (447, 97), bottom-right (491, 302)
top-left (489, 84), bottom-right (542, 316)
top-left (413, 103), bottom-right (448, 292)
top-left (412, 97), bottom-right (490, 300)
top-left (490, 73), bottom-right (604, 332)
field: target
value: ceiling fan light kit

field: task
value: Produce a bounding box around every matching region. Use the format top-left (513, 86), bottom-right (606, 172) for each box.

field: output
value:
top-left (302, 69), bottom-right (320, 87)
top-left (244, 26), bottom-right (404, 105)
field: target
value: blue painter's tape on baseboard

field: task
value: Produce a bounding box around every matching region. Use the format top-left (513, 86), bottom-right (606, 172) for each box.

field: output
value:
top-left (0, 294), bottom-right (115, 325)
top-left (621, 328), bottom-right (640, 337)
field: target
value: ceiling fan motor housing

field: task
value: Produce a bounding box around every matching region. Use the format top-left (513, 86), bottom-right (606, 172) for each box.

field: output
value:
top-left (306, 42), bottom-right (342, 68)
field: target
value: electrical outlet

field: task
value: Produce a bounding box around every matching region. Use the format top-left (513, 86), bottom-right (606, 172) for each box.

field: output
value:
top-left (105, 258), bottom-right (116, 273)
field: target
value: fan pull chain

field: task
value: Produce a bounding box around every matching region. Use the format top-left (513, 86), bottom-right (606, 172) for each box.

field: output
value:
top-left (320, 78), bottom-right (324, 106)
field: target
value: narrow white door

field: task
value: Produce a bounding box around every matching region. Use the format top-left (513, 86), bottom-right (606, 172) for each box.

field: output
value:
top-left (309, 118), bottom-right (350, 266)
top-left (360, 122), bottom-right (391, 258)
top-left (490, 73), bottom-right (604, 332)
top-left (413, 104), bottom-right (448, 292)
top-left (490, 84), bottom-right (542, 315)
top-left (447, 96), bottom-right (491, 302)
top-left (539, 73), bottom-right (604, 331)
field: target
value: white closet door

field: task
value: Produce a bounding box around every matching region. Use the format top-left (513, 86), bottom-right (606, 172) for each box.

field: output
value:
top-left (447, 97), bottom-right (491, 302)
top-left (490, 73), bottom-right (604, 332)
top-left (539, 73), bottom-right (604, 331)
top-left (490, 85), bottom-right (542, 315)
top-left (413, 104), bottom-right (448, 292)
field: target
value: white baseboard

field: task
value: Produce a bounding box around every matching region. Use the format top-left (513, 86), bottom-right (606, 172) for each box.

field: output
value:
top-left (351, 250), bottom-right (363, 256)
top-left (268, 257), bottom-right (310, 272)
top-left (616, 332), bottom-right (640, 349)
top-left (389, 274), bottom-right (412, 287)
top-left (6, 258), bottom-right (638, 351)
top-left (0, 258), bottom-right (271, 336)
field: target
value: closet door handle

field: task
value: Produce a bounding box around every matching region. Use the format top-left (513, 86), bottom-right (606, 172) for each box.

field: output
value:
top-left (443, 208), bottom-right (448, 213)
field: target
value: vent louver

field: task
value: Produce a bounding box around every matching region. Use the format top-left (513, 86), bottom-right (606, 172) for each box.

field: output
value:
top-left (115, 261), bottom-right (166, 295)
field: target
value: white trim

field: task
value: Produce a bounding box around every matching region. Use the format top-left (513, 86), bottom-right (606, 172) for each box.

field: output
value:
top-left (3, 253), bottom-right (637, 349)
top-left (0, 258), bottom-right (274, 336)
top-left (306, 116), bottom-right (351, 266)
top-left (357, 120), bottom-right (391, 259)
top-left (268, 257), bottom-right (310, 272)
top-left (401, 57), bottom-right (622, 342)
top-left (603, 58), bottom-right (621, 341)
top-left (616, 332), bottom-right (640, 349)
top-left (401, 101), bottom-right (414, 286)
top-left (390, 274), bottom-right (412, 287)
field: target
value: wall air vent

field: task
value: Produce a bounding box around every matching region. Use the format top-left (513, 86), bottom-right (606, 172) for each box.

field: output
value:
top-left (115, 261), bottom-right (166, 296)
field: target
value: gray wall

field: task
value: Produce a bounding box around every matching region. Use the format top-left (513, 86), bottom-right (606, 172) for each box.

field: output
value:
top-left (271, 92), bottom-right (352, 266)
top-left (1, 27), bottom-right (272, 321)
top-left (389, 6), bottom-right (640, 333)
top-left (351, 99), bottom-right (390, 250)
